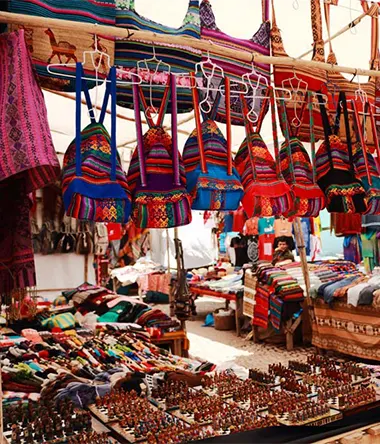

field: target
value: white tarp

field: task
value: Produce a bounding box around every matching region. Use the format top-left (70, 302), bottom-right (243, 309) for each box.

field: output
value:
top-left (150, 211), bottom-right (217, 270)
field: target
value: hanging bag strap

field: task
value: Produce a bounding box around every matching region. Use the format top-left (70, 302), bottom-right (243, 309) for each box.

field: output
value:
top-left (339, 92), bottom-right (355, 175)
top-left (279, 98), bottom-right (296, 184)
top-left (133, 74), bottom-right (181, 188)
top-left (269, 87), bottom-right (282, 179)
top-left (225, 76), bottom-right (232, 176)
top-left (351, 100), bottom-right (372, 185)
top-left (240, 93), bottom-right (260, 181)
top-left (132, 82), bottom-right (147, 188)
top-left (170, 73), bottom-right (181, 186)
top-left (191, 71), bottom-right (208, 174)
top-left (138, 76), bottom-right (171, 128)
top-left (317, 92), bottom-right (334, 170)
top-left (262, 0), bottom-right (269, 22)
top-left (307, 92), bottom-right (318, 184)
top-left (368, 104), bottom-right (380, 165)
top-left (75, 63), bottom-right (116, 179)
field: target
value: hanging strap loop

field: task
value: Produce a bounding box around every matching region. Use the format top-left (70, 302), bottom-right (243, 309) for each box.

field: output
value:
top-left (225, 76), bottom-right (232, 176)
top-left (351, 100), bottom-right (372, 185)
top-left (279, 98), bottom-right (296, 184)
top-left (75, 63), bottom-right (117, 180)
top-left (191, 72), bottom-right (208, 174)
top-left (133, 74), bottom-right (181, 187)
top-left (317, 92), bottom-right (334, 169)
top-left (340, 92), bottom-right (355, 174)
top-left (307, 92), bottom-right (318, 184)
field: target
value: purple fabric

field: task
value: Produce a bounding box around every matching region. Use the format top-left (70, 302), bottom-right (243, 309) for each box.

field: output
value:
top-left (132, 82), bottom-right (147, 187)
top-left (170, 73), bottom-right (180, 186)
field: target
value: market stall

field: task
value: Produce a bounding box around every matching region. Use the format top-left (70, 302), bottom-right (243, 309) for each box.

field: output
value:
top-left (3, 0), bottom-right (380, 442)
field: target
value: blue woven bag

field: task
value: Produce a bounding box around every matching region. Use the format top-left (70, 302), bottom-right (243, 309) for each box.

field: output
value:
top-left (183, 76), bottom-right (243, 210)
top-left (62, 63), bottom-right (131, 223)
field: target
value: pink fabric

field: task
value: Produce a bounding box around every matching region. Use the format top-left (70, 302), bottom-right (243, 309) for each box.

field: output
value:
top-left (138, 273), bottom-right (171, 294)
top-left (107, 296), bottom-right (148, 308)
top-left (0, 30), bottom-right (60, 193)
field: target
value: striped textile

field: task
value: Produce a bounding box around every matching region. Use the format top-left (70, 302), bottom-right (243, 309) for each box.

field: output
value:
top-left (127, 127), bottom-right (191, 229)
top-left (235, 132), bottom-right (293, 217)
top-left (253, 284), bottom-right (271, 329)
top-left (270, 295), bottom-right (283, 332)
top-left (128, 128), bottom-right (187, 196)
top-left (182, 119), bottom-right (243, 211)
top-left (271, 0), bottom-right (326, 142)
top-left (115, 0), bottom-right (201, 113)
top-left (9, 0), bottom-right (116, 91)
top-left (323, 2), bottom-right (378, 148)
top-left (200, 0), bottom-right (270, 126)
top-left (352, 141), bottom-right (380, 215)
top-left (280, 138), bottom-right (326, 217)
top-left (183, 120), bottom-right (232, 172)
top-left (62, 123), bottom-right (131, 223)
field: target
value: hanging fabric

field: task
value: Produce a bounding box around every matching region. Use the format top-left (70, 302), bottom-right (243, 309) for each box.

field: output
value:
top-left (278, 93), bottom-right (326, 217)
top-left (127, 73), bottom-right (192, 229)
top-left (316, 92), bottom-right (367, 214)
top-left (271, 0), bottom-right (326, 142)
top-left (351, 100), bottom-right (380, 215)
top-left (235, 87), bottom-right (294, 218)
top-left (0, 30), bottom-right (60, 297)
top-left (183, 75), bottom-right (244, 211)
top-left (199, 0), bottom-right (270, 125)
top-left (323, 1), bottom-right (379, 147)
top-left (62, 63), bottom-right (132, 223)
top-left (9, 0), bottom-right (116, 91)
top-left (0, 30), bottom-right (60, 192)
top-left (115, 0), bottom-right (201, 113)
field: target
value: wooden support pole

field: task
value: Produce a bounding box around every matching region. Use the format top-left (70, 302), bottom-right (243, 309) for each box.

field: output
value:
top-left (292, 217), bottom-right (313, 345)
top-left (2, 11), bottom-right (380, 78)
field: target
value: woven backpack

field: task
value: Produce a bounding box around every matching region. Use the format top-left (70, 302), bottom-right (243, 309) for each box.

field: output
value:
top-left (316, 91), bottom-right (367, 214)
top-left (183, 76), bottom-right (244, 211)
top-left (235, 87), bottom-right (294, 218)
top-left (351, 100), bottom-right (380, 215)
top-left (62, 63), bottom-right (131, 223)
top-left (278, 93), bottom-right (325, 217)
top-left (127, 74), bottom-right (192, 229)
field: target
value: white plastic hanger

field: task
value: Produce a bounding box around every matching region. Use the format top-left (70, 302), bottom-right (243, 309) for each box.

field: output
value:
top-left (137, 46), bottom-right (171, 119)
top-left (194, 50), bottom-right (225, 114)
top-left (282, 68), bottom-right (309, 127)
top-left (353, 71), bottom-right (368, 104)
top-left (47, 34), bottom-right (142, 86)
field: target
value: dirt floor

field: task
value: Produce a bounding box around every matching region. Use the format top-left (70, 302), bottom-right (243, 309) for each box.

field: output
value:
top-left (160, 297), bottom-right (315, 371)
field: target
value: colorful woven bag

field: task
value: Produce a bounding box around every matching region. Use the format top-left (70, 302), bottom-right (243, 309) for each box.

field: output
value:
top-left (316, 92), bottom-right (367, 214)
top-left (279, 93), bottom-right (325, 217)
top-left (10, 0), bottom-right (116, 91)
top-left (127, 74), bottom-right (192, 229)
top-left (351, 100), bottom-right (380, 215)
top-left (62, 63), bottom-right (131, 223)
top-left (115, 0), bottom-right (201, 113)
top-left (323, 1), bottom-right (379, 149)
top-left (199, 0), bottom-right (270, 125)
top-left (235, 87), bottom-right (294, 218)
top-left (271, 0), bottom-right (327, 142)
top-left (183, 76), bottom-right (243, 211)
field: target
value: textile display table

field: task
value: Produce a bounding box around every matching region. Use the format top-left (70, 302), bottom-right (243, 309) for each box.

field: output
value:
top-left (189, 285), bottom-right (244, 336)
top-left (312, 299), bottom-right (380, 361)
top-left (151, 330), bottom-right (190, 357)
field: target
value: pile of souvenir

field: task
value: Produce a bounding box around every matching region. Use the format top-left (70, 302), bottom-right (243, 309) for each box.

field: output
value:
top-left (3, 398), bottom-right (95, 444)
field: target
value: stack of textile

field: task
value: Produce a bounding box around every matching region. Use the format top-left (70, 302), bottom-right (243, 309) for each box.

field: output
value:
top-left (0, 327), bottom-right (208, 407)
top-left (65, 284), bottom-right (180, 333)
top-left (253, 263), bottom-right (304, 331)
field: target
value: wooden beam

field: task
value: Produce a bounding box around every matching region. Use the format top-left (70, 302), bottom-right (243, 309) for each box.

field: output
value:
top-left (2, 11), bottom-right (380, 77)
